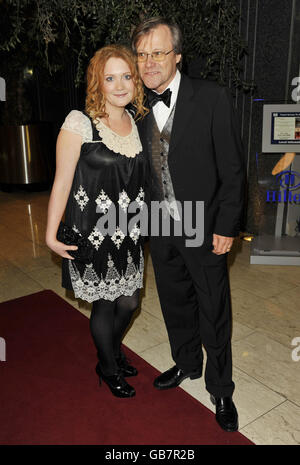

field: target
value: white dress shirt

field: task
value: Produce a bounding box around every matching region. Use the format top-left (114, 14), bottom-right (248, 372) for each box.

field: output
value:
top-left (152, 69), bottom-right (181, 132)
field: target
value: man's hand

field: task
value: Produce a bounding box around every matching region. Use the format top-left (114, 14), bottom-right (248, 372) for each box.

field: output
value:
top-left (212, 234), bottom-right (234, 255)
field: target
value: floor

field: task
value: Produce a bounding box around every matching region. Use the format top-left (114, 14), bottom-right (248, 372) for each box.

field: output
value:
top-left (0, 188), bottom-right (299, 445)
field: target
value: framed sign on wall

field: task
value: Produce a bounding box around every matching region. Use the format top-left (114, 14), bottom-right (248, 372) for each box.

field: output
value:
top-left (262, 104), bottom-right (300, 152)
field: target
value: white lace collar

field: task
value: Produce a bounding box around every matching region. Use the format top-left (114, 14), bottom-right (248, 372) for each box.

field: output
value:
top-left (93, 111), bottom-right (142, 158)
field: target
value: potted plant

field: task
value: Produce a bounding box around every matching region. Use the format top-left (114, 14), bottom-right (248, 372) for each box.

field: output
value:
top-left (0, 0), bottom-right (253, 190)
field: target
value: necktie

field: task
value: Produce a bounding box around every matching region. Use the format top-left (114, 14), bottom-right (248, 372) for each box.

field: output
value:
top-left (147, 88), bottom-right (172, 108)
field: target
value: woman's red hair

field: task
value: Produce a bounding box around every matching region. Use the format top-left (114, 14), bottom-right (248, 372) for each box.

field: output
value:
top-left (85, 44), bottom-right (148, 120)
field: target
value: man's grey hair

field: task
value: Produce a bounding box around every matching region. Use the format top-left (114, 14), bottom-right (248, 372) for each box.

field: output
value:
top-left (131, 16), bottom-right (183, 56)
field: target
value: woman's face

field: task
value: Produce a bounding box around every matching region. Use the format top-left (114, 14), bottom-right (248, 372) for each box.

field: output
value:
top-left (102, 57), bottom-right (135, 112)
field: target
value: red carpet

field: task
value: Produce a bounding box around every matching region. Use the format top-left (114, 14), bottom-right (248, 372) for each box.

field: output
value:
top-left (0, 290), bottom-right (253, 445)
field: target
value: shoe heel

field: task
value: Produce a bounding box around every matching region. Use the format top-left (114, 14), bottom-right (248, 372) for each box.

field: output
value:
top-left (190, 373), bottom-right (201, 380)
top-left (95, 363), bottom-right (135, 398)
top-left (96, 364), bottom-right (102, 386)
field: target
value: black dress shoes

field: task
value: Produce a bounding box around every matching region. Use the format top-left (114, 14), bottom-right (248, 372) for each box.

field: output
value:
top-left (95, 363), bottom-right (136, 398)
top-left (210, 395), bottom-right (239, 432)
top-left (154, 365), bottom-right (202, 390)
top-left (116, 351), bottom-right (138, 378)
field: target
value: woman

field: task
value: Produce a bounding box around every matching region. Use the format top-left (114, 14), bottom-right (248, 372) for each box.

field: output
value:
top-left (45, 45), bottom-right (149, 398)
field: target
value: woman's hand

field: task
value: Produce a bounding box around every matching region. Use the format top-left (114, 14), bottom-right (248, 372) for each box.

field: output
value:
top-left (46, 238), bottom-right (78, 260)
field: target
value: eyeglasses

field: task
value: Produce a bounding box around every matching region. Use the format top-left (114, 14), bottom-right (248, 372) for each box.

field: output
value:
top-left (136, 49), bottom-right (175, 63)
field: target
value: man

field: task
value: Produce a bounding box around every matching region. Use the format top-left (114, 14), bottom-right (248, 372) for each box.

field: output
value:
top-left (132, 17), bottom-right (244, 432)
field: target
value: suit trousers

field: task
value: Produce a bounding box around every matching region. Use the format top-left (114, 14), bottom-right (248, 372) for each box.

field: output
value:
top-left (150, 233), bottom-right (235, 398)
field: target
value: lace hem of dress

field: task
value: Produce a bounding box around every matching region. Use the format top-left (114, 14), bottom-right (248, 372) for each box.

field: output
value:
top-left (68, 248), bottom-right (144, 302)
top-left (93, 111), bottom-right (142, 158)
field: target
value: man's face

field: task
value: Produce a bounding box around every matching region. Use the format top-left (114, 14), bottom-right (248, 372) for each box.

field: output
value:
top-left (136, 25), bottom-right (181, 93)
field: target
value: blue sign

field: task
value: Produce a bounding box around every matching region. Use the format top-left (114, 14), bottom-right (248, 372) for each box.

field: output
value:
top-left (266, 170), bottom-right (300, 203)
top-left (276, 171), bottom-right (300, 190)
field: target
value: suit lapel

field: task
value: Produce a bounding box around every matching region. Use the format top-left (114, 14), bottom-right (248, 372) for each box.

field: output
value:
top-left (145, 110), bottom-right (154, 155)
top-left (141, 75), bottom-right (194, 157)
top-left (168, 74), bottom-right (194, 155)
top-left (137, 108), bottom-right (154, 167)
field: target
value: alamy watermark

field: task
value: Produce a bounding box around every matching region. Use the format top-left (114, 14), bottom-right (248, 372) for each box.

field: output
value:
top-left (95, 200), bottom-right (204, 247)
top-left (0, 337), bottom-right (6, 361)
top-left (0, 77), bottom-right (6, 101)
top-left (291, 337), bottom-right (300, 362)
top-left (291, 77), bottom-right (300, 102)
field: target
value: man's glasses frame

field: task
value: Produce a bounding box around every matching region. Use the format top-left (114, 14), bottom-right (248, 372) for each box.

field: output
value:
top-left (136, 49), bottom-right (175, 63)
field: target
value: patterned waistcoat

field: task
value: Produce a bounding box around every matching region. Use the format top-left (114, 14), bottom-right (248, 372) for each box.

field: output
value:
top-left (150, 104), bottom-right (179, 219)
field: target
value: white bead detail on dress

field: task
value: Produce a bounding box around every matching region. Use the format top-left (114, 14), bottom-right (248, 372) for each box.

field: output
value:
top-left (129, 223), bottom-right (141, 245)
top-left (135, 187), bottom-right (145, 210)
top-left (118, 190), bottom-right (131, 212)
top-left (95, 189), bottom-right (112, 214)
top-left (88, 226), bottom-right (105, 250)
top-left (74, 185), bottom-right (89, 211)
top-left (111, 226), bottom-right (125, 249)
top-left (68, 248), bottom-right (144, 302)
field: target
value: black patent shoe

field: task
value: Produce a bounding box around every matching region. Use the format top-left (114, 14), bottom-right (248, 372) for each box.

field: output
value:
top-left (116, 351), bottom-right (138, 378)
top-left (210, 395), bottom-right (239, 432)
top-left (95, 363), bottom-right (135, 398)
top-left (154, 365), bottom-right (202, 390)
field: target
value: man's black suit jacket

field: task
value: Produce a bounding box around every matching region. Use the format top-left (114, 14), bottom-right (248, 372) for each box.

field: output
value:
top-left (138, 73), bottom-right (245, 264)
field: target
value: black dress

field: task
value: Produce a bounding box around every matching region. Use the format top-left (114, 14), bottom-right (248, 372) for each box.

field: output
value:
top-left (60, 109), bottom-right (149, 303)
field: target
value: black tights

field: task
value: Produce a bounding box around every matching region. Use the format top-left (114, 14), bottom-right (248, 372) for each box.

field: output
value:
top-left (89, 290), bottom-right (140, 375)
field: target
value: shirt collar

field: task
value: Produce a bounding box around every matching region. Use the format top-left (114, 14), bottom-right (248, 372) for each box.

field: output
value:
top-left (154, 69), bottom-right (181, 95)
top-left (167, 69), bottom-right (181, 96)
top-left (152, 69), bottom-right (181, 110)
